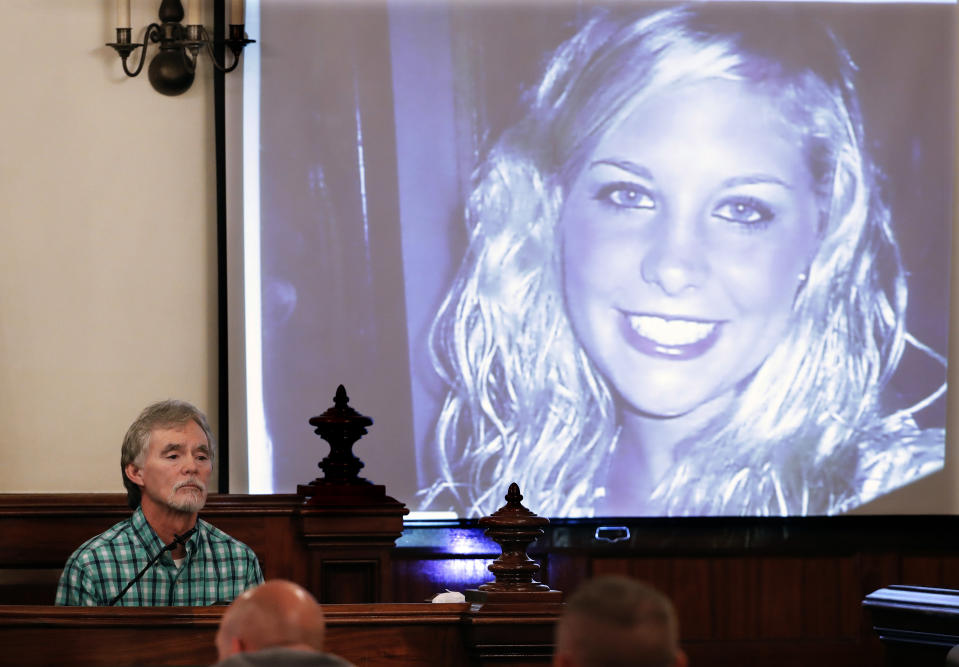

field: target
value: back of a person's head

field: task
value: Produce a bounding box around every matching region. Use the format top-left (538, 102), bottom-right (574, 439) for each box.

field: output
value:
top-left (554, 576), bottom-right (686, 667)
top-left (216, 580), bottom-right (326, 661)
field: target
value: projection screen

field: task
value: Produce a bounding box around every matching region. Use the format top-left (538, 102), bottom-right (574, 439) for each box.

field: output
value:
top-left (226, 0), bottom-right (955, 519)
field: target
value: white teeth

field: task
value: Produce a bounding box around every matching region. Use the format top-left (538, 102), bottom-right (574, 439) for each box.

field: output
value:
top-left (627, 315), bottom-right (715, 346)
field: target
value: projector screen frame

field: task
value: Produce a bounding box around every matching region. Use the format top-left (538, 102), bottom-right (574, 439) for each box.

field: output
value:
top-left (221, 0), bottom-right (956, 519)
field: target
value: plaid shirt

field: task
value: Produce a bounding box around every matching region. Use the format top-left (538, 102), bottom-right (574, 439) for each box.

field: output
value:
top-left (55, 506), bottom-right (263, 606)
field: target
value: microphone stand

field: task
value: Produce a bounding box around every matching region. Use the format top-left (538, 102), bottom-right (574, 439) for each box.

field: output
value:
top-left (109, 527), bottom-right (197, 606)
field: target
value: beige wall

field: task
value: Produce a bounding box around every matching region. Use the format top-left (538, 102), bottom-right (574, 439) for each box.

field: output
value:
top-left (0, 1), bottom-right (217, 493)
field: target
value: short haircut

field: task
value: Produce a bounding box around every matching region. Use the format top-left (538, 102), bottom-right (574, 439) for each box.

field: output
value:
top-left (218, 580), bottom-right (326, 655)
top-left (120, 399), bottom-right (215, 509)
top-left (556, 576), bottom-right (680, 667)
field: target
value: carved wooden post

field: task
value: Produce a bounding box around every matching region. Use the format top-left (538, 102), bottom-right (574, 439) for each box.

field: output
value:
top-left (295, 385), bottom-right (408, 604)
top-left (471, 482), bottom-right (559, 596)
top-left (463, 483), bottom-right (564, 663)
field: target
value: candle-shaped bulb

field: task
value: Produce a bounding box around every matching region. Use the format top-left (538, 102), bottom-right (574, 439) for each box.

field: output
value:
top-left (186, 0), bottom-right (201, 25)
top-left (230, 0), bottom-right (245, 25)
top-left (116, 0), bottom-right (131, 28)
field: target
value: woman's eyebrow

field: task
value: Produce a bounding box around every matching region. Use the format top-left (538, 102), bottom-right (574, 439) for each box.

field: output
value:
top-left (721, 174), bottom-right (793, 189)
top-left (588, 158), bottom-right (653, 180)
top-left (588, 159), bottom-right (794, 191)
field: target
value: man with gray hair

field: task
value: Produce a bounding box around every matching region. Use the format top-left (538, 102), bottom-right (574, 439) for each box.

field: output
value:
top-left (553, 576), bottom-right (688, 667)
top-left (56, 399), bottom-right (263, 606)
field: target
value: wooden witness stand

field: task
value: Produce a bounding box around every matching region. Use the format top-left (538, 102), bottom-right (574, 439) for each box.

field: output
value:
top-left (0, 387), bottom-right (564, 666)
top-left (0, 497), bottom-right (563, 667)
top-left (0, 481), bottom-right (563, 666)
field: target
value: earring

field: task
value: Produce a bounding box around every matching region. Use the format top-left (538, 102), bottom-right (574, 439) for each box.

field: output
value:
top-left (798, 272), bottom-right (808, 283)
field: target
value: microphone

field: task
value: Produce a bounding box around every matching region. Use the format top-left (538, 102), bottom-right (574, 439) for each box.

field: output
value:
top-left (172, 527), bottom-right (197, 546)
top-left (109, 527), bottom-right (198, 606)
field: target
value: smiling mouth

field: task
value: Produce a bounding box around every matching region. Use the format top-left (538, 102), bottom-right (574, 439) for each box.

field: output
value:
top-left (627, 314), bottom-right (717, 346)
top-left (621, 313), bottom-right (722, 359)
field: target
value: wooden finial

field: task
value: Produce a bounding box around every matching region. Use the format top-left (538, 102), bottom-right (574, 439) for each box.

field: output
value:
top-left (475, 483), bottom-right (552, 593)
top-left (302, 385), bottom-right (372, 486)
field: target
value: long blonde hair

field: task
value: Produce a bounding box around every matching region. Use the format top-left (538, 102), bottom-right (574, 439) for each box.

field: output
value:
top-left (421, 4), bottom-right (937, 517)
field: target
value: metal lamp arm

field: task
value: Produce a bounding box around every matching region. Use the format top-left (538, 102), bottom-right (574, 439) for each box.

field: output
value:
top-left (107, 23), bottom-right (162, 79)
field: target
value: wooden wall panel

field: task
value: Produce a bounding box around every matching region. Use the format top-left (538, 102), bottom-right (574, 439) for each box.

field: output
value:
top-left (859, 552), bottom-right (901, 599)
top-left (711, 557), bottom-right (761, 640)
top-left (800, 556), bottom-right (856, 638)
top-left (669, 558), bottom-right (714, 640)
top-left (758, 557), bottom-right (804, 638)
top-left (536, 552), bottom-right (583, 598)
top-left (899, 556), bottom-right (959, 590)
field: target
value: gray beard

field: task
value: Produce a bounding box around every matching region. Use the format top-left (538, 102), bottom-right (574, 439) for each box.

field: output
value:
top-left (166, 487), bottom-right (206, 513)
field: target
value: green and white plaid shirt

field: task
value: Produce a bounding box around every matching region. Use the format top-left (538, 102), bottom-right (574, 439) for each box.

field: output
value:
top-left (55, 506), bottom-right (263, 606)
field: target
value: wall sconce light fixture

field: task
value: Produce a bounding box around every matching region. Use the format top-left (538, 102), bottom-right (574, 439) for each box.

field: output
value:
top-left (107, 0), bottom-right (255, 96)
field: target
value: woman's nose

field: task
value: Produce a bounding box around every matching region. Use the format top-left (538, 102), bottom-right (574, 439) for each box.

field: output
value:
top-left (639, 216), bottom-right (708, 295)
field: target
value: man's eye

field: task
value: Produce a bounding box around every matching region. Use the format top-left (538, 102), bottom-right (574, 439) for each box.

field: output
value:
top-left (595, 182), bottom-right (655, 209)
top-left (713, 198), bottom-right (774, 226)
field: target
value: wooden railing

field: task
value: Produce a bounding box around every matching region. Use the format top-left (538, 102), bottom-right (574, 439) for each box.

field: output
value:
top-left (0, 602), bottom-right (559, 667)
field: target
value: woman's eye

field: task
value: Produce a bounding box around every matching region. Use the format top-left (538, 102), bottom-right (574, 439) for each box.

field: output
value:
top-left (595, 182), bottom-right (655, 210)
top-left (713, 198), bottom-right (774, 226)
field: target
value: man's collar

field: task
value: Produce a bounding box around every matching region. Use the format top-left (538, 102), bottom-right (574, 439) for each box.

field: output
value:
top-left (131, 505), bottom-right (166, 551)
top-left (131, 505), bottom-right (201, 557)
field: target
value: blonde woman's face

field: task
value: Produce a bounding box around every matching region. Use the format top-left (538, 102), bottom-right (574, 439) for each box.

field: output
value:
top-left (560, 78), bottom-right (819, 420)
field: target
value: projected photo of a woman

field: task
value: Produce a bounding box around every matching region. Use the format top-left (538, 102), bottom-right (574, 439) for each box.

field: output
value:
top-left (418, 4), bottom-right (948, 517)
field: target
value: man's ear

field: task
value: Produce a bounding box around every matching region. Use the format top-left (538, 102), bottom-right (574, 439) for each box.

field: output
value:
top-left (675, 648), bottom-right (689, 667)
top-left (216, 634), bottom-right (245, 660)
top-left (124, 463), bottom-right (144, 487)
